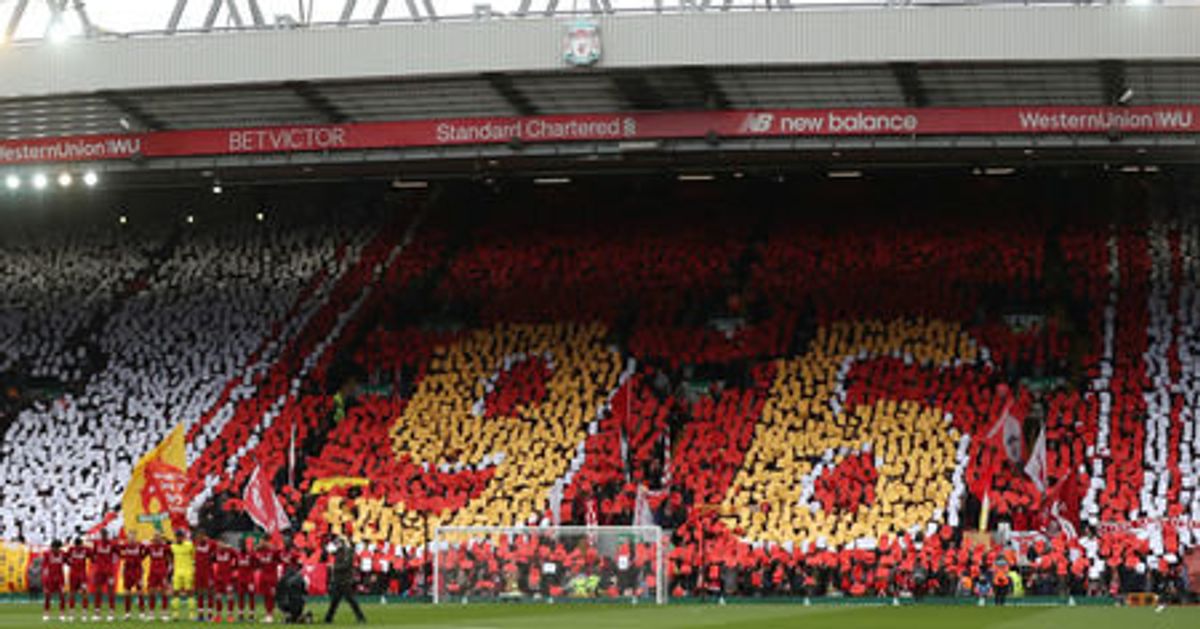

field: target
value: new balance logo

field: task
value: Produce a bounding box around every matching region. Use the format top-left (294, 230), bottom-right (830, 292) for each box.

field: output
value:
top-left (742, 113), bottom-right (775, 134)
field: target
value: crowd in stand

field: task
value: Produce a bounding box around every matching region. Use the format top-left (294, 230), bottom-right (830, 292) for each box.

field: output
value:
top-left (4, 183), bottom-right (1200, 604)
top-left (0, 209), bottom-right (358, 544)
top-left (0, 222), bottom-right (159, 383)
top-left (305, 323), bottom-right (627, 551)
top-left (437, 204), bottom-right (746, 325)
top-left (294, 198), bottom-right (1199, 601)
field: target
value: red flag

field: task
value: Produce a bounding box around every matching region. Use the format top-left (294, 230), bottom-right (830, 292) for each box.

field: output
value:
top-left (585, 497), bottom-right (598, 528)
top-left (969, 445), bottom-right (1002, 499)
top-left (970, 392), bottom-right (1023, 501)
top-left (986, 397), bottom-right (1024, 465)
top-left (1041, 473), bottom-right (1081, 539)
top-left (1023, 427), bottom-right (1047, 493)
top-left (585, 496), bottom-right (599, 545)
top-left (143, 459), bottom-right (189, 532)
top-left (243, 465), bottom-right (290, 534)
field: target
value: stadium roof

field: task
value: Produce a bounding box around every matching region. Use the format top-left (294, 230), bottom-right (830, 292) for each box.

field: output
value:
top-left (4, 5), bottom-right (1200, 105)
top-left (2, 1), bottom-right (1198, 42)
top-left (0, 0), bottom-right (901, 41)
top-left (5, 61), bottom-right (1200, 140)
top-left (2, 2), bottom-right (1198, 184)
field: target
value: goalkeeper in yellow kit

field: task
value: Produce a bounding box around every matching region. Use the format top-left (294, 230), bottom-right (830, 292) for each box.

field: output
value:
top-left (170, 529), bottom-right (197, 620)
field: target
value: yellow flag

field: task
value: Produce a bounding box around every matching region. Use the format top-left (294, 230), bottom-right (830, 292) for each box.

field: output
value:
top-left (121, 424), bottom-right (188, 541)
top-left (309, 476), bottom-right (370, 495)
top-left (0, 542), bottom-right (29, 593)
top-left (0, 543), bottom-right (12, 592)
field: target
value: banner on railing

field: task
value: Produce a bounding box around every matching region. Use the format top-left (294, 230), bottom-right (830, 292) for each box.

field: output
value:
top-left (1, 106), bottom-right (1198, 165)
top-left (1096, 517), bottom-right (1200, 535)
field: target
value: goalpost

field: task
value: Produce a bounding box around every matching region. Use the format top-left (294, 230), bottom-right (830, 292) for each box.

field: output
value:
top-left (432, 525), bottom-right (667, 605)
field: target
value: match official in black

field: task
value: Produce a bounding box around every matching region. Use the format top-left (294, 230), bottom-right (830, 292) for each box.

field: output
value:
top-left (324, 534), bottom-right (366, 624)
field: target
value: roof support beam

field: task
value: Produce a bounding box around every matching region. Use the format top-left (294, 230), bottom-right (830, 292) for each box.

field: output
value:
top-left (681, 66), bottom-right (730, 109)
top-left (421, 0), bottom-right (437, 21)
top-left (1099, 59), bottom-right (1129, 105)
top-left (247, 0), bottom-right (265, 26)
top-left (287, 81), bottom-right (350, 123)
top-left (891, 61), bottom-right (928, 107)
top-left (199, 0), bottom-right (250, 30)
top-left (517, 0), bottom-right (598, 16)
top-left (483, 73), bottom-right (539, 116)
top-left (610, 74), bottom-right (668, 110)
top-left (224, 0), bottom-right (245, 28)
top-left (339, 0), bottom-right (357, 25)
top-left (4, 0), bottom-right (30, 42)
top-left (98, 90), bottom-right (167, 132)
top-left (45, 0), bottom-right (63, 35)
top-left (202, 0), bottom-right (222, 31)
top-left (166, 0), bottom-right (189, 33)
top-left (370, 0), bottom-right (389, 24)
top-left (70, 0), bottom-right (94, 37)
top-left (45, 0), bottom-right (92, 38)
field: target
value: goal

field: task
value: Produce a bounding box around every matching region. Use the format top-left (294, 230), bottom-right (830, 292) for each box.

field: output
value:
top-left (432, 525), bottom-right (667, 605)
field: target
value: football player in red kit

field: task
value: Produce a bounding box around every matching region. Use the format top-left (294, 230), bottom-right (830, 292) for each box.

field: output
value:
top-left (41, 540), bottom-right (66, 622)
top-left (193, 530), bottom-right (214, 624)
top-left (66, 538), bottom-right (90, 621)
top-left (145, 533), bottom-right (173, 621)
top-left (211, 539), bottom-right (237, 622)
top-left (193, 531), bottom-right (215, 622)
top-left (118, 538), bottom-right (147, 620)
top-left (255, 537), bottom-right (288, 624)
top-left (90, 530), bottom-right (119, 621)
top-left (234, 540), bottom-right (259, 622)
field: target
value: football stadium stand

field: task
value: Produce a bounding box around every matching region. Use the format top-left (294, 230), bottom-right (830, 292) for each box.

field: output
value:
top-left (1, 177), bottom-right (1198, 600)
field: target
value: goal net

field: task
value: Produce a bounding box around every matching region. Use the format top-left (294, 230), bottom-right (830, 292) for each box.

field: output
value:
top-left (432, 525), bottom-right (666, 605)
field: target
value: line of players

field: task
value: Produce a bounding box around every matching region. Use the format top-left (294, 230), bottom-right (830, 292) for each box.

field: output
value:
top-left (41, 528), bottom-right (296, 623)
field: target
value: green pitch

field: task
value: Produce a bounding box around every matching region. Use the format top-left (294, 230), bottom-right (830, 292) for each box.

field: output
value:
top-left (1, 602), bottom-right (1198, 628)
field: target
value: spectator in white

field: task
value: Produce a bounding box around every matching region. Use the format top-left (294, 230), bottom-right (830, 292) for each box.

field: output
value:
top-left (0, 208), bottom-right (371, 544)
